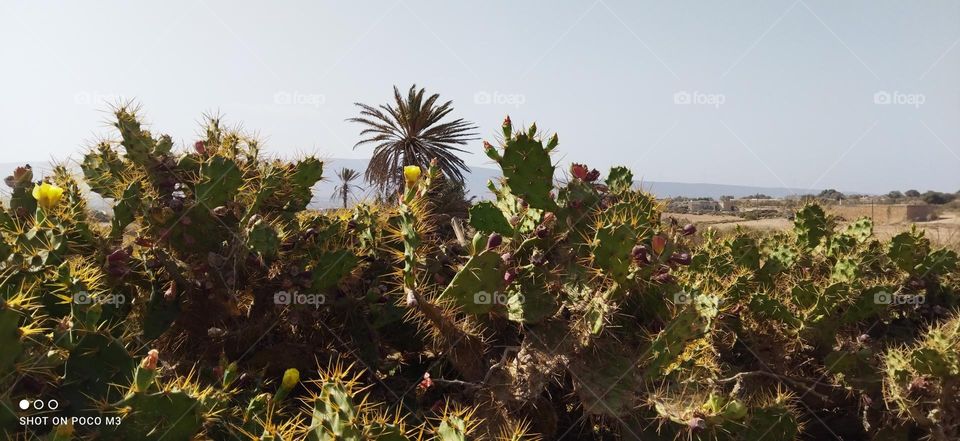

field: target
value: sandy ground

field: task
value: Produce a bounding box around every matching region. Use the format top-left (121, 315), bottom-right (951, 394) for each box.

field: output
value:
top-left (668, 211), bottom-right (960, 250)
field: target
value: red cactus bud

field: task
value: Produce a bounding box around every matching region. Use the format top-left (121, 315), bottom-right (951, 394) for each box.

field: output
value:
top-left (141, 349), bottom-right (159, 370)
top-left (418, 372), bottom-right (433, 391)
top-left (584, 169), bottom-right (600, 182)
top-left (504, 269), bottom-right (517, 284)
top-left (570, 163), bottom-right (589, 180)
top-left (517, 198), bottom-right (528, 209)
top-left (651, 235), bottom-right (667, 256)
top-left (194, 141), bottom-right (206, 155)
top-left (682, 223), bottom-right (697, 236)
top-left (163, 281), bottom-right (177, 302)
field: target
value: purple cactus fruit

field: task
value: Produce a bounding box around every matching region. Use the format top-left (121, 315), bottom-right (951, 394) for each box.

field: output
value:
top-left (669, 252), bottom-right (692, 265)
top-left (682, 223), bottom-right (697, 236)
top-left (632, 245), bottom-right (650, 264)
top-left (509, 215), bottom-right (521, 226)
top-left (653, 272), bottom-right (674, 284)
top-left (541, 211), bottom-right (557, 226)
top-left (517, 198), bottom-right (529, 209)
top-left (107, 265), bottom-right (128, 277)
top-left (535, 225), bottom-right (549, 239)
top-left (486, 233), bottom-right (503, 250)
top-left (503, 269), bottom-right (517, 284)
top-left (107, 248), bottom-right (129, 264)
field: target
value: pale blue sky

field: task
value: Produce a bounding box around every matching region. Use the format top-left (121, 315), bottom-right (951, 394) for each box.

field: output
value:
top-left (0, 1), bottom-right (957, 193)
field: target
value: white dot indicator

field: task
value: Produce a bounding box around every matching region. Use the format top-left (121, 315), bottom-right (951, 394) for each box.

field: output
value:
top-left (18, 399), bottom-right (29, 410)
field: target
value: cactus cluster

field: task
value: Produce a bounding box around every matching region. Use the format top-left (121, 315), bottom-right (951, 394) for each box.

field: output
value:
top-left (1, 108), bottom-right (957, 440)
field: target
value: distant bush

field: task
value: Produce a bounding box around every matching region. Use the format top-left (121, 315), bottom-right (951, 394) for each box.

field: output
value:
top-left (922, 191), bottom-right (957, 205)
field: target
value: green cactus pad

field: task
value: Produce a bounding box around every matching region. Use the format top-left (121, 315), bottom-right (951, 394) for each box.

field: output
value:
top-left (605, 166), bottom-right (634, 193)
top-left (306, 382), bottom-right (363, 441)
top-left (794, 204), bottom-right (829, 249)
top-left (196, 156), bottom-right (243, 208)
top-left (468, 201), bottom-right (513, 236)
top-left (592, 224), bottom-right (636, 283)
top-left (109, 391), bottom-right (204, 441)
top-left (310, 250), bottom-right (358, 292)
top-left (439, 250), bottom-right (505, 314)
top-left (110, 181), bottom-right (141, 239)
top-left (499, 133), bottom-right (556, 211)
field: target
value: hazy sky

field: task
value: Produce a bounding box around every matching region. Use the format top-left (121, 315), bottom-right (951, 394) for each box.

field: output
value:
top-left (1, 1), bottom-right (958, 194)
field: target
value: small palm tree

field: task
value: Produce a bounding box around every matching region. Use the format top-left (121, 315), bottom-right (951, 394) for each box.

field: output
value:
top-left (331, 168), bottom-right (362, 208)
top-left (348, 85), bottom-right (477, 194)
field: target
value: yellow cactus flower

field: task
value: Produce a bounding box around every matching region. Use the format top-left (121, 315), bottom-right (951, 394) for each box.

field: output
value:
top-left (281, 368), bottom-right (300, 390)
top-left (403, 165), bottom-right (421, 187)
top-left (32, 182), bottom-right (64, 210)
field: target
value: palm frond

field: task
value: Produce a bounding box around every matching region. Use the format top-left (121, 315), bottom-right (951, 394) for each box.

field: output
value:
top-left (348, 84), bottom-right (477, 196)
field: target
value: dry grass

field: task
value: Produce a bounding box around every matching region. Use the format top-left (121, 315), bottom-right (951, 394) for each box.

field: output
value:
top-left (669, 209), bottom-right (960, 250)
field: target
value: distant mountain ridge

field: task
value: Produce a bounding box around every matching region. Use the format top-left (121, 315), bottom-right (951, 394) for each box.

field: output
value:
top-left (2, 160), bottom-right (825, 210)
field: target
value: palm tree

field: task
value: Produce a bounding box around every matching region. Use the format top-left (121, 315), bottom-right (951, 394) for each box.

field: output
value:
top-left (348, 85), bottom-right (477, 194)
top-left (331, 168), bottom-right (362, 208)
